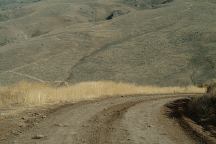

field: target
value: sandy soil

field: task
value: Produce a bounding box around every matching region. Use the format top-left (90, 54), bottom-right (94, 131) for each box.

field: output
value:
top-left (0, 94), bottom-right (204, 144)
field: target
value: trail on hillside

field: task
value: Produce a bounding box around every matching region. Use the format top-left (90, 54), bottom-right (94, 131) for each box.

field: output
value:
top-left (0, 0), bottom-right (216, 86)
top-left (3, 94), bottom-right (202, 144)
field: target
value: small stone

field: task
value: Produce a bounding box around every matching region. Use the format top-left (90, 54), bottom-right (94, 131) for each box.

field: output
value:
top-left (21, 117), bottom-right (26, 120)
top-left (11, 130), bottom-right (17, 134)
top-left (32, 134), bottom-right (45, 139)
top-left (55, 123), bottom-right (64, 127)
top-left (33, 122), bottom-right (39, 126)
top-left (54, 123), bottom-right (68, 127)
top-left (18, 123), bottom-right (25, 127)
top-left (33, 113), bottom-right (40, 116)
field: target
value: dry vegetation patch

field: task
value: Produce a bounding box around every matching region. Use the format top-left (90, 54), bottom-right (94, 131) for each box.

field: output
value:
top-left (0, 81), bottom-right (205, 107)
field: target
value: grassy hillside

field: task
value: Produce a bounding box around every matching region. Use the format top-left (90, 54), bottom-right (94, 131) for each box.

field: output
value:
top-left (0, 0), bottom-right (215, 86)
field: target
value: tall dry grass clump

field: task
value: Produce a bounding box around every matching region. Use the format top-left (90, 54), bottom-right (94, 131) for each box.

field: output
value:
top-left (198, 79), bottom-right (216, 96)
top-left (0, 81), bottom-right (205, 107)
top-left (206, 81), bottom-right (216, 96)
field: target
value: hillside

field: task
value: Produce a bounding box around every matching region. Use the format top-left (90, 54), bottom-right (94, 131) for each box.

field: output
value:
top-left (0, 0), bottom-right (216, 86)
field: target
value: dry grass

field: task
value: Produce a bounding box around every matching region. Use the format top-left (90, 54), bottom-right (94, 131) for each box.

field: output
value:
top-left (206, 81), bottom-right (216, 96)
top-left (0, 81), bottom-right (205, 107)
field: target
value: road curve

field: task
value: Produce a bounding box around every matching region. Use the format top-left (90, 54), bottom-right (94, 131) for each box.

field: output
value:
top-left (6, 94), bottom-right (199, 144)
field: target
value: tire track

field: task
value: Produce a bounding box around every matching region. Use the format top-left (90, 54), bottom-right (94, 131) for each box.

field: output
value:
top-left (70, 94), bottom-right (195, 144)
top-left (4, 94), bottom-right (201, 144)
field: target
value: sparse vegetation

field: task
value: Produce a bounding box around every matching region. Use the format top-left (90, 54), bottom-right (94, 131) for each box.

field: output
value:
top-left (203, 80), bottom-right (216, 96)
top-left (0, 0), bottom-right (216, 86)
top-left (0, 81), bottom-right (204, 107)
top-left (0, 0), bottom-right (215, 142)
top-left (0, 13), bottom-right (8, 22)
top-left (0, 37), bottom-right (9, 46)
top-left (31, 29), bottom-right (48, 37)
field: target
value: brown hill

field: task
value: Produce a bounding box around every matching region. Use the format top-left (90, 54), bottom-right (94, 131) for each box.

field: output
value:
top-left (0, 0), bottom-right (216, 86)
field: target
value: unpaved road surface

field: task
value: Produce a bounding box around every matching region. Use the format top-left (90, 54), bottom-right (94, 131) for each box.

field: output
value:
top-left (4, 94), bottom-right (199, 144)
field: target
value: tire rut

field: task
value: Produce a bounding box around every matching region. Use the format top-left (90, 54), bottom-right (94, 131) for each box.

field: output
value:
top-left (76, 94), bottom-right (189, 144)
top-left (3, 94), bottom-right (200, 144)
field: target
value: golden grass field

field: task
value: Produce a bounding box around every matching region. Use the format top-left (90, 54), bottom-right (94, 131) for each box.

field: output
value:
top-left (0, 81), bottom-right (205, 107)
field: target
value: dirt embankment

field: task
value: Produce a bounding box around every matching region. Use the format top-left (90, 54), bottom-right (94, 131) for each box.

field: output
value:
top-left (166, 98), bottom-right (216, 144)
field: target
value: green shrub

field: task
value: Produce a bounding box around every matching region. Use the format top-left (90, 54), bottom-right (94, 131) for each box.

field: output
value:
top-left (186, 96), bottom-right (216, 126)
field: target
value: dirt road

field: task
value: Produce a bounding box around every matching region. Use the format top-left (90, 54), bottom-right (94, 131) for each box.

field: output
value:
top-left (5, 94), bottom-right (199, 144)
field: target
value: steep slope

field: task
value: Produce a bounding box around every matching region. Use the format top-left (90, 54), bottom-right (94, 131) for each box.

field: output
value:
top-left (0, 0), bottom-right (216, 86)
